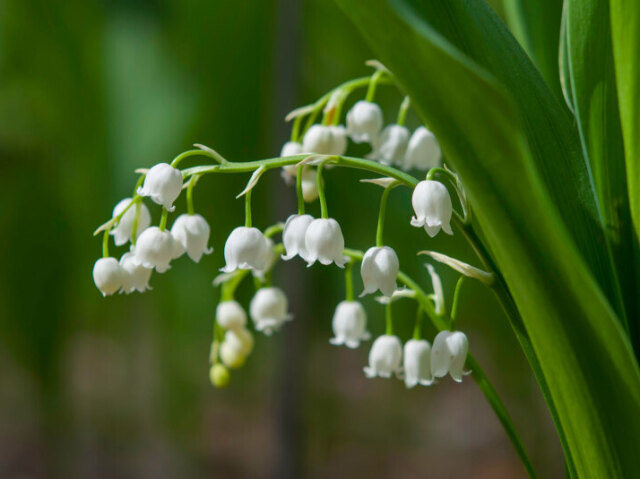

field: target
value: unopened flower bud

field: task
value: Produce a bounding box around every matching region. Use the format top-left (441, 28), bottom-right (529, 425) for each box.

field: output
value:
top-left (219, 341), bottom-right (247, 369)
top-left (209, 363), bottom-right (231, 388)
top-left (171, 213), bottom-right (213, 262)
top-left (216, 300), bottom-right (247, 330)
top-left (134, 226), bottom-right (177, 273)
top-left (403, 339), bottom-right (433, 388)
top-left (224, 328), bottom-right (254, 356)
top-left (301, 167), bottom-right (319, 202)
top-left (346, 100), bottom-right (384, 144)
top-left (403, 126), bottom-right (441, 171)
top-left (359, 246), bottom-right (399, 298)
top-left (110, 198), bottom-right (151, 246)
top-left (329, 300), bottom-right (370, 349)
top-left (119, 252), bottom-right (152, 294)
top-left (221, 226), bottom-right (269, 273)
top-left (363, 335), bottom-right (403, 379)
top-left (304, 218), bottom-right (347, 268)
top-left (410, 180), bottom-right (453, 237)
top-left (93, 257), bottom-right (124, 297)
top-left (137, 163), bottom-right (183, 212)
top-left (367, 124), bottom-right (410, 166)
top-left (249, 287), bottom-right (292, 335)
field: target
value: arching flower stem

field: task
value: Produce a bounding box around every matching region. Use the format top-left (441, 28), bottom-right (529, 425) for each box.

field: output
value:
top-left (385, 302), bottom-right (394, 335)
top-left (317, 162), bottom-right (329, 219)
top-left (244, 189), bottom-right (253, 228)
top-left (396, 96), bottom-right (411, 127)
top-left (376, 181), bottom-right (400, 247)
top-left (412, 306), bottom-right (423, 340)
top-left (296, 164), bottom-right (305, 215)
top-left (158, 207), bottom-right (169, 232)
top-left (450, 276), bottom-right (466, 331)
top-left (186, 175), bottom-right (199, 216)
top-left (344, 260), bottom-right (355, 302)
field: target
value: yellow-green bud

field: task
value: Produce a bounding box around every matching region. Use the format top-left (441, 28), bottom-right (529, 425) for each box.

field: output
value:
top-left (209, 364), bottom-right (231, 388)
top-left (220, 341), bottom-right (247, 369)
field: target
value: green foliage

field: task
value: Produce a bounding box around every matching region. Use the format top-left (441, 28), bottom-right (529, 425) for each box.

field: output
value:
top-left (336, 0), bottom-right (640, 477)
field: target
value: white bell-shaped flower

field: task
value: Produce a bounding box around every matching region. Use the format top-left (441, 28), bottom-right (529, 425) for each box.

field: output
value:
top-left (110, 198), bottom-right (151, 246)
top-left (119, 252), bottom-right (152, 294)
top-left (367, 124), bottom-right (410, 165)
top-left (137, 163), bottom-right (183, 211)
top-left (302, 125), bottom-right (335, 155)
top-left (134, 226), bottom-right (177, 273)
top-left (219, 340), bottom-right (247, 369)
top-left (403, 126), bottom-right (441, 171)
top-left (359, 246), bottom-right (399, 298)
top-left (249, 287), bottom-right (293, 335)
top-left (304, 218), bottom-right (347, 268)
top-left (410, 180), bottom-right (453, 237)
top-left (282, 214), bottom-right (314, 261)
top-left (346, 100), bottom-right (384, 143)
top-left (301, 167), bottom-right (319, 202)
top-left (216, 300), bottom-right (247, 330)
top-left (224, 328), bottom-right (254, 356)
top-left (253, 237), bottom-right (279, 279)
top-left (329, 300), bottom-right (370, 349)
top-left (403, 339), bottom-right (434, 388)
top-left (220, 226), bottom-right (269, 273)
top-left (171, 213), bottom-right (213, 262)
top-left (329, 125), bottom-right (348, 156)
top-left (363, 335), bottom-right (403, 378)
top-left (280, 141), bottom-right (303, 185)
top-left (92, 257), bottom-right (124, 297)
top-left (431, 330), bottom-right (469, 382)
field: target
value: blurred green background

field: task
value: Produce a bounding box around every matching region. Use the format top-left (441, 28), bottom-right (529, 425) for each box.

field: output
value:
top-left (0, 1), bottom-right (563, 477)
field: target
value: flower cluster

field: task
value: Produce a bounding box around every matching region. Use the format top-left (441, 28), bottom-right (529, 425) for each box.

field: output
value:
top-left (93, 66), bottom-right (484, 391)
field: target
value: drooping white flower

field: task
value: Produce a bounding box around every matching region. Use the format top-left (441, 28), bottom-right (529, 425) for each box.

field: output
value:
top-left (280, 142), bottom-right (304, 185)
top-left (92, 257), bottom-right (124, 297)
top-left (282, 214), bottom-right (314, 261)
top-left (431, 330), bottom-right (469, 382)
top-left (302, 125), bottom-right (335, 155)
top-left (301, 167), bottom-right (319, 202)
top-left (367, 124), bottom-right (410, 166)
top-left (253, 237), bottom-right (279, 279)
top-left (346, 100), bottom-right (384, 144)
top-left (220, 226), bottom-right (269, 273)
top-left (403, 126), bottom-right (441, 171)
top-left (359, 246), bottom-right (399, 298)
top-left (329, 125), bottom-right (348, 156)
top-left (119, 252), bottom-right (152, 294)
top-left (219, 340), bottom-right (247, 369)
top-left (403, 339), bottom-right (434, 388)
top-left (410, 180), bottom-right (453, 237)
top-left (223, 328), bottom-right (254, 356)
top-left (249, 287), bottom-right (293, 335)
top-left (329, 300), bottom-right (370, 349)
top-left (171, 213), bottom-right (213, 262)
top-left (110, 198), bottom-right (151, 246)
top-left (363, 335), bottom-right (403, 379)
top-left (304, 218), bottom-right (347, 268)
top-left (134, 226), bottom-right (177, 273)
top-left (216, 300), bottom-right (247, 330)
top-left (137, 163), bottom-right (183, 211)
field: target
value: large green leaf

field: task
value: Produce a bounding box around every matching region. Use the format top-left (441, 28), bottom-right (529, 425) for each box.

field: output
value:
top-left (399, 0), bottom-right (625, 325)
top-left (336, 0), bottom-right (640, 477)
top-left (610, 1), bottom-right (640, 242)
top-left (501, 0), bottom-right (564, 99)
top-left (565, 0), bottom-right (638, 345)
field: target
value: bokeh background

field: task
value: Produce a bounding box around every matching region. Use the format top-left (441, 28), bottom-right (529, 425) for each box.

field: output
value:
top-left (0, 1), bottom-right (564, 478)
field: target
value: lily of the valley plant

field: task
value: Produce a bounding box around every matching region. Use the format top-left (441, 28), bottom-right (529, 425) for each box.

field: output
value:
top-left (92, 1), bottom-right (640, 477)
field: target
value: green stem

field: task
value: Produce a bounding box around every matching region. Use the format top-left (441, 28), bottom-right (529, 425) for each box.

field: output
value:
top-left (317, 163), bottom-right (328, 219)
top-left (291, 115), bottom-right (303, 143)
top-left (187, 175), bottom-right (198, 215)
top-left (376, 182), bottom-right (398, 247)
top-left (385, 301), bottom-right (394, 335)
top-left (412, 307), bottom-right (423, 340)
top-left (396, 96), bottom-right (411, 126)
top-left (102, 228), bottom-right (110, 258)
top-left (296, 164), bottom-right (305, 215)
top-left (159, 208), bottom-right (169, 231)
top-left (366, 70), bottom-right (384, 102)
top-left (450, 276), bottom-right (466, 330)
top-left (131, 199), bottom-right (141, 245)
top-left (245, 188), bottom-right (252, 228)
top-left (345, 260), bottom-right (355, 301)
top-left (172, 148), bottom-right (227, 168)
